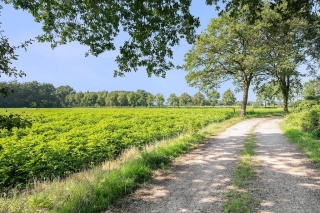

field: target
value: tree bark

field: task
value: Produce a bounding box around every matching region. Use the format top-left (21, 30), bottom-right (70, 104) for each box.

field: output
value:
top-left (282, 88), bottom-right (289, 114)
top-left (241, 75), bottom-right (251, 117)
top-left (280, 76), bottom-right (290, 114)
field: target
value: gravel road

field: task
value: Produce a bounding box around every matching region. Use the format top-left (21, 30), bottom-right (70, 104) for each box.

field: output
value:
top-left (107, 117), bottom-right (320, 213)
top-left (252, 117), bottom-right (320, 213)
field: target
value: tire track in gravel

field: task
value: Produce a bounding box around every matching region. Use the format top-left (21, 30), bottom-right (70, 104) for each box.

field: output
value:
top-left (106, 118), bottom-right (264, 213)
top-left (253, 117), bottom-right (320, 213)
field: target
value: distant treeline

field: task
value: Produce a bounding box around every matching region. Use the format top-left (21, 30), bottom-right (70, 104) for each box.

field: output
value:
top-left (0, 80), bottom-right (219, 108)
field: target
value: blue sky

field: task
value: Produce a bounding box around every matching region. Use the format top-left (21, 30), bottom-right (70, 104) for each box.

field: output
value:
top-left (3, 2), bottom-right (260, 101)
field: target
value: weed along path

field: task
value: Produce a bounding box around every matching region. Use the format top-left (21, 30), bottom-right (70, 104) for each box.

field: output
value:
top-left (107, 118), bottom-right (263, 213)
top-left (106, 117), bottom-right (320, 213)
top-left (252, 117), bottom-right (320, 213)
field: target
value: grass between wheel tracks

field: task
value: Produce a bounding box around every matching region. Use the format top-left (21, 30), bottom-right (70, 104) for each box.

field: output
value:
top-left (0, 117), bottom-right (244, 213)
top-left (222, 131), bottom-right (260, 213)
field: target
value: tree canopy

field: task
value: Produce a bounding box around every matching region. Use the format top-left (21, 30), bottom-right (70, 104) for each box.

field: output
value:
top-left (184, 9), bottom-right (264, 116)
top-left (253, 2), bottom-right (313, 113)
top-left (2, 0), bottom-right (320, 77)
top-left (222, 89), bottom-right (236, 106)
top-left (304, 78), bottom-right (320, 100)
top-left (255, 83), bottom-right (280, 107)
top-left (206, 89), bottom-right (220, 107)
top-left (2, 0), bottom-right (201, 78)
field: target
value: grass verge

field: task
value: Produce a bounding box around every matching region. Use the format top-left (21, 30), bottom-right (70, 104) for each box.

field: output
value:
top-left (222, 133), bottom-right (259, 213)
top-left (0, 117), bottom-right (244, 213)
top-left (281, 114), bottom-right (320, 166)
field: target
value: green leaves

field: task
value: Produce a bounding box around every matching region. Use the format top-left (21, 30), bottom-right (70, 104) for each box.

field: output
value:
top-left (183, 10), bottom-right (263, 116)
top-left (2, 0), bottom-right (320, 78)
top-left (0, 113), bottom-right (32, 131)
top-left (4, 0), bottom-right (199, 77)
top-left (222, 88), bottom-right (236, 106)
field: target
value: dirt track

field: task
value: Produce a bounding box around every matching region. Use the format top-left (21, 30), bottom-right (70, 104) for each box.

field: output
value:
top-left (252, 117), bottom-right (320, 213)
top-left (107, 117), bottom-right (320, 213)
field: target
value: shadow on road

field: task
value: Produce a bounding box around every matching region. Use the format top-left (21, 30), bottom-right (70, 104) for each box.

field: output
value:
top-left (252, 119), bottom-right (320, 213)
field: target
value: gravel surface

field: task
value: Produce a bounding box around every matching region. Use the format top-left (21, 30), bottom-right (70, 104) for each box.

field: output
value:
top-left (106, 117), bottom-right (320, 213)
top-left (252, 117), bottom-right (320, 213)
top-left (107, 118), bottom-right (263, 213)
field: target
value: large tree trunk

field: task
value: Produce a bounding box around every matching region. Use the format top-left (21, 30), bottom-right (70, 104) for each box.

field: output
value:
top-left (280, 76), bottom-right (290, 114)
top-left (282, 88), bottom-right (289, 114)
top-left (241, 75), bottom-right (252, 117)
top-left (283, 94), bottom-right (289, 114)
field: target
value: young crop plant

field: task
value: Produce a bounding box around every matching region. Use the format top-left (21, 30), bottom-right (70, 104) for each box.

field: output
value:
top-left (0, 108), bottom-right (234, 191)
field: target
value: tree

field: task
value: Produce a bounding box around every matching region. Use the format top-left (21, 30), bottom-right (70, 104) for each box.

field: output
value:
top-left (303, 78), bottom-right (320, 100)
top-left (255, 83), bottom-right (280, 107)
top-left (217, 0), bottom-right (320, 27)
top-left (105, 91), bottom-right (118, 106)
top-left (193, 92), bottom-right (205, 106)
top-left (167, 93), bottom-right (179, 107)
top-left (55, 85), bottom-right (76, 107)
top-left (222, 89), bottom-right (236, 106)
top-left (81, 92), bottom-right (98, 106)
top-left (65, 93), bottom-right (75, 107)
top-left (96, 91), bottom-right (108, 106)
top-left (155, 93), bottom-right (165, 107)
top-left (136, 90), bottom-right (148, 107)
top-left (179, 92), bottom-right (192, 106)
top-left (74, 92), bottom-right (84, 107)
top-left (117, 91), bottom-right (128, 106)
top-left (206, 89), bottom-right (220, 107)
top-left (253, 3), bottom-right (313, 113)
top-left (289, 79), bottom-right (303, 103)
top-left (184, 10), bottom-right (264, 116)
top-left (146, 93), bottom-right (155, 107)
top-left (38, 83), bottom-right (57, 107)
top-left (127, 92), bottom-right (138, 107)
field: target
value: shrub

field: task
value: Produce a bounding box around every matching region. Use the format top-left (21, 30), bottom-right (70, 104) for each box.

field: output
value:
top-left (301, 109), bottom-right (319, 131)
top-left (300, 108), bottom-right (320, 138)
top-left (292, 100), bottom-right (319, 112)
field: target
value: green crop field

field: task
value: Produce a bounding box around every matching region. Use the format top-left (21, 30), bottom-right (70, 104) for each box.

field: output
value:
top-left (0, 108), bottom-right (236, 191)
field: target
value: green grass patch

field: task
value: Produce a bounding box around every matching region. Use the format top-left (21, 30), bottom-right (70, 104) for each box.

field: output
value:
top-left (281, 113), bottom-right (320, 166)
top-left (245, 107), bottom-right (284, 118)
top-left (223, 133), bottom-right (259, 213)
top-left (233, 134), bottom-right (256, 188)
top-left (223, 191), bottom-right (259, 213)
top-left (0, 116), bottom-right (242, 213)
top-left (242, 134), bottom-right (256, 157)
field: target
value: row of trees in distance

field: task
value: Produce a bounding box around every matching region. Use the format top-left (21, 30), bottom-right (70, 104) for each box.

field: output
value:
top-left (1, 79), bottom-right (317, 108)
top-left (0, 80), bottom-right (239, 108)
